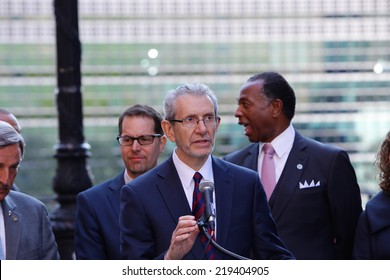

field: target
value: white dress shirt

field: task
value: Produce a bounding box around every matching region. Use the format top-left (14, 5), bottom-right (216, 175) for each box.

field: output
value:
top-left (258, 124), bottom-right (295, 184)
top-left (172, 149), bottom-right (214, 208)
top-left (124, 170), bottom-right (133, 185)
top-left (172, 149), bottom-right (217, 235)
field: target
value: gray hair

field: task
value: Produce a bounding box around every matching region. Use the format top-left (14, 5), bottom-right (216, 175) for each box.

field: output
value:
top-left (0, 121), bottom-right (25, 158)
top-left (0, 108), bottom-right (21, 133)
top-left (163, 83), bottom-right (218, 120)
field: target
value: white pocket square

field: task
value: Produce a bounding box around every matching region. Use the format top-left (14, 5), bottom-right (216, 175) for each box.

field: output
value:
top-left (299, 180), bottom-right (320, 189)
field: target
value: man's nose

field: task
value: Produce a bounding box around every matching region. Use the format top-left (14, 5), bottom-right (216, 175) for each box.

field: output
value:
top-left (195, 119), bottom-right (208, 132)
top-left (234, 107), bottom-right (242, 118)
top-left (0, 169), bottom-right (10, 185)
top-left (130, 140), bottom-right (142, 150)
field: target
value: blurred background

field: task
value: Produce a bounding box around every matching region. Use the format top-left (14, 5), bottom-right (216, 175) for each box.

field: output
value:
top-left (1, 0), bottom-right (389, 210)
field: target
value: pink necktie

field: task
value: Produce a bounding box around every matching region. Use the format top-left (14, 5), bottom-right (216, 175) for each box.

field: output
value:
top-left (192, 172), bottom-right (215, 260)
top-left (261, 143), bottom-right (276, 200)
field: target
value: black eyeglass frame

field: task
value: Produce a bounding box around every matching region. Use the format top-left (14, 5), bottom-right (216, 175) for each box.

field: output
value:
top-left (116, 134), bottom-right (162, 146)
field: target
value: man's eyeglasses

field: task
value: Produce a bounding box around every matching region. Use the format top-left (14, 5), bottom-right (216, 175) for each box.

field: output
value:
top-left (116, 134), bottom-right (161, 146)
top-left (168, 115), bottom-right (220, 129)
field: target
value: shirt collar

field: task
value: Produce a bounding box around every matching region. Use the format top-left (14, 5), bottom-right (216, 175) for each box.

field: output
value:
top-left (172, 148), bottom-right (214, 190)
top-left (261, 124), bottom-right (295, 158)
top-left (124, 171), bottom-right (133, 185)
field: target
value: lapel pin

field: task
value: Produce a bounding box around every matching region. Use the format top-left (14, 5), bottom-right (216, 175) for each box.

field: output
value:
top-left (297, 164), bottom-right (303, 170)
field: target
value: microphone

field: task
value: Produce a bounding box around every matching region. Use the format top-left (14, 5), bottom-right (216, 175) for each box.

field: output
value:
top-left (199, 179), bottom-right (216, 231)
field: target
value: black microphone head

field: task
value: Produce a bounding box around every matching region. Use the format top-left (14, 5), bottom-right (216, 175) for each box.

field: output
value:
top-left (199, 179), bottom-right (214, 193)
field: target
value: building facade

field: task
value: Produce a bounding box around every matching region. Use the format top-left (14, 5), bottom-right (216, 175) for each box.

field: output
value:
top-left (1, 0), bottom-right (389, 201)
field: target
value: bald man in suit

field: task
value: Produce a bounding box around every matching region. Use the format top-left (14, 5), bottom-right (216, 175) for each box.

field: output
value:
top-left (223, 72), bottom-right (362, 259)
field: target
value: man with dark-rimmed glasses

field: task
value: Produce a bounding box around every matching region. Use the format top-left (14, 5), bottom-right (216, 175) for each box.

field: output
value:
top-left (75, 104), bottom-right (166, 259)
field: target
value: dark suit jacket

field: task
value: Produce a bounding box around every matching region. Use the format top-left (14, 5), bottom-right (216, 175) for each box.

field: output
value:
top-left (353, 191), bottom-right (390, 259)
top-left (223, 130), bottom-right (362, 259)
top-left (120, 155), bottom-right (294, 260)
top-left (75, 172), bottom-right (125, 259)
top-left (11, 183), bottom-right (20, 192)
top-left (2, 191), bottom-right (59, 260)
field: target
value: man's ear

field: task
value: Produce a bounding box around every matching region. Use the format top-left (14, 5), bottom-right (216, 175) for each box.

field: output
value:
top-left (161, 120), bottom-right (175, 142)
top-left (271, 99), bottom-right (283, 118)
top-left (159, 135), bottom-right (167, 152)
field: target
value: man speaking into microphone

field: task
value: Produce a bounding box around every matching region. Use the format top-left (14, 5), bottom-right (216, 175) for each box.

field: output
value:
top-left (120, 83), bottom-right (294, 260)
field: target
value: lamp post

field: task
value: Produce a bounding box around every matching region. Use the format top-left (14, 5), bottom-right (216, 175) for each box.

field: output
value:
top-left (51, 0), bottom-right (94, 259)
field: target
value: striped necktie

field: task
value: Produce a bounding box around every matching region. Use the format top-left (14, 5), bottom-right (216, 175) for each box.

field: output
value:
top-left (192, 172), bottom-right (215, 259)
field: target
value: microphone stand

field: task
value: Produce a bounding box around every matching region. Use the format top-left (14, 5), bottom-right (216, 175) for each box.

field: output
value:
top-left (197, 219), bottom-right (251, 260)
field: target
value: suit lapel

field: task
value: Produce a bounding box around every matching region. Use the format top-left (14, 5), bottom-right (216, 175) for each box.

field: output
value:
top-left (157, 157), bottom-right (192, 220)
top-left (269, 132), bottom-right (308, 221)
top-left (156, 157), bottom-right (204, 259)
top-left (244, 144), bottom-right (259, 170)
top-left (107, 171), bottom-right (125, 218)
top-left (212, 157), bottom-right (235, 249)
top-left (3, 195), bottom-right (20, 260)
